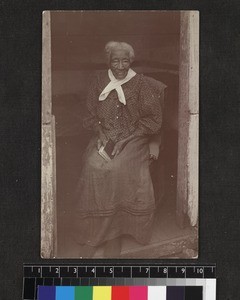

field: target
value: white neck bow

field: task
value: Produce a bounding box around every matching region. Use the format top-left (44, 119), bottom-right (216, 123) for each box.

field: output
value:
top-left (99, 69), bottom-right (136, 105)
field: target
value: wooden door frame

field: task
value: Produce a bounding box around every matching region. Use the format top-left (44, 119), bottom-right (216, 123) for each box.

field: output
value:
top-left (41, 11), bottom-right (57, 258)
top-left (177, 11), bottom-right (199, 228)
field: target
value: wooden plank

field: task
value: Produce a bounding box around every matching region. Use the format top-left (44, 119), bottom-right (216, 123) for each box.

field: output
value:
top-left (188, 11), bottom-right (199, 114)
top-left (41, 119), bottom-right (55, 258)
top-left (52, 116), bottom-right (57, 257)
top-left (41, 12), bottom-right (57, 258)
top-left (120, 233), bottom-right (197, 259)
top-left (187, 114), bottom-right (199, 226)
top-left (176, 12), bottom-right (190, 227)
top-left (177, 11), bottom-right (199, 228)
top-left (42, 11), bottom-right (52, 124)
top-left (187, 12), bottom-right (199, 226)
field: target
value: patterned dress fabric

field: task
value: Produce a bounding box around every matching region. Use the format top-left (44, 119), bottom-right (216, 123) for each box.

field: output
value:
top-left (73, 71), bottom-right (166, 246)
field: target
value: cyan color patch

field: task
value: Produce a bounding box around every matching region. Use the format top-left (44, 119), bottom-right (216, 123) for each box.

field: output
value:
top-left (56, 286), bottom-right (75, 300)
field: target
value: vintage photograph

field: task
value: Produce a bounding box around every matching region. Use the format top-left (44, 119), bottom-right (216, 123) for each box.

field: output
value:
top-left (41, 10), bottom-right (199, 259)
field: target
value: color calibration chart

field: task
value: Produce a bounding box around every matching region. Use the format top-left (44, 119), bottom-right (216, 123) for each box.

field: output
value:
top-left (23, 264), bottom-right (216, 300)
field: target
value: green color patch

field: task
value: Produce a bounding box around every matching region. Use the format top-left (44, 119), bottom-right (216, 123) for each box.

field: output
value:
top-left (75, 286), bottom-right (93, 300)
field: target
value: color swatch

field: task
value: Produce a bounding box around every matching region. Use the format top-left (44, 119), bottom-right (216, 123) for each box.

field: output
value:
top-left (23, 265), bottom-right (216, 300)
top-left (38, 286), bottom-right (203, 300)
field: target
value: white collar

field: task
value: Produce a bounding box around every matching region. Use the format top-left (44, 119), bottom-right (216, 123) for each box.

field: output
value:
top-left (99, 69), bottom-right (136, 105)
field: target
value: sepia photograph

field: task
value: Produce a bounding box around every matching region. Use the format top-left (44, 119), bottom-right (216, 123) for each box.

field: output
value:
top-left (41, 10), bottom-right (199, 259)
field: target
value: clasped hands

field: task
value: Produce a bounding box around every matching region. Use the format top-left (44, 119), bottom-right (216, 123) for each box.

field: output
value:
top-left (97, 131), bottom-right (158, 162)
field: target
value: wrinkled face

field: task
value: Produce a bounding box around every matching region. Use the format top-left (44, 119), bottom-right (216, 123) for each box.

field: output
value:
top-left (109, 49), bottom-right (131, 80)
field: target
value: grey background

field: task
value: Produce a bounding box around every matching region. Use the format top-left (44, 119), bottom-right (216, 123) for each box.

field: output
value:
top-left (0, 1), bottom-right (240, 299)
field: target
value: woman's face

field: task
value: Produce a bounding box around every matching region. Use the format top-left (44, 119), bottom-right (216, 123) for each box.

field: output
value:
top-left (109, 49), bottom-right (131, 80)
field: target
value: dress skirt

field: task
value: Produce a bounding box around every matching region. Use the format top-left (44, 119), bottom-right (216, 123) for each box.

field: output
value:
top-left (72, 136), bottom-right (155, 246)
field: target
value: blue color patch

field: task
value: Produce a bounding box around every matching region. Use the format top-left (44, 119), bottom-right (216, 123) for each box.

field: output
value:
top-left (38, 286), bottom-right (56, 300)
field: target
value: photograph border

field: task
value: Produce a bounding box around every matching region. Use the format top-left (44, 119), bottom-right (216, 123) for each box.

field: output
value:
top-left (41, 10), bottom-right (199, 259)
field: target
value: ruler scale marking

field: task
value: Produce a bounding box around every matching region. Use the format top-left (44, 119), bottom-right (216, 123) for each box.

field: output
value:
top-left (23, 265), bottom-right (216, 300)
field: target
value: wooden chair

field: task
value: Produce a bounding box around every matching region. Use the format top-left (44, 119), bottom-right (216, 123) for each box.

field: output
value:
top-left (144, 76), bottom-right (167, 205)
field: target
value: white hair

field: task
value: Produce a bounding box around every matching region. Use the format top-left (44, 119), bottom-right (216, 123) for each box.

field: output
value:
top-left (105, 41), bottom-right (135, 63)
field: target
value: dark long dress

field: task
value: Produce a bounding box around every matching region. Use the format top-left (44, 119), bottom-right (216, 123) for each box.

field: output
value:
top-left (73, 71), bottom-right (165, 247)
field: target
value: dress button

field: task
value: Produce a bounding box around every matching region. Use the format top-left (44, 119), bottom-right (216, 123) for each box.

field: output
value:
top-left (116, 116), bottom-right (119, 119)
top-left (117, 104), bottom-right (119, 108)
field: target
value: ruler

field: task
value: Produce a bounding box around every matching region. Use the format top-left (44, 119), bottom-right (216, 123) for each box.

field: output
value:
top-left (23, 264), bottom-right (216, 300)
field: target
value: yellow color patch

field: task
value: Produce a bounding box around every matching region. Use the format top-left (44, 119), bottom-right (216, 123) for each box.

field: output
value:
top-left (93, 286), bottom-right (112, 300)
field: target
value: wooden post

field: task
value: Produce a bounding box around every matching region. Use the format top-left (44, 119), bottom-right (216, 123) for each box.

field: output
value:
top-left (41, 11), bottom-right (57, 258)
top-left (177, 11), bottom-right (199, 227)
top-left (187, 12), bottom-right (199, 226)
top-left (42, 11), bottom-right (52, 125)
top-left (41, 118), bottom-right (56, 258)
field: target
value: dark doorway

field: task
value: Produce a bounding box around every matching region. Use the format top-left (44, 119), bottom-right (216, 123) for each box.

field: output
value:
top-left (49, 11), bottom-right (197, 258)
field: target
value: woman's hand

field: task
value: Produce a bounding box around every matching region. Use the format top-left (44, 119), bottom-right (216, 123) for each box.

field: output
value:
top-left (112, 134), bottom-right (135, 157)
top-left (111, 140), bottom-right (127, 157)
top-left (149, 153), bottom-right (158, 164)
top-left (97, 131), bottom-right (108, 150)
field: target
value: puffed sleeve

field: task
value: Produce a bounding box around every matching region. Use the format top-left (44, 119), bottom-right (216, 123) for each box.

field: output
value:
top-left (83, 75), bottom-right (100, 132)
top-left (133, 76), bottom-right (166, 136)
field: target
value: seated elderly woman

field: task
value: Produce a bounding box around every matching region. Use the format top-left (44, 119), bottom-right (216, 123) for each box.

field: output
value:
top-left (73, 41), bottom-right (166, 257)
